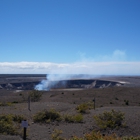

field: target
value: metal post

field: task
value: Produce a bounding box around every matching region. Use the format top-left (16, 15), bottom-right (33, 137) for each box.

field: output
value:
top-left (21, 120), bottom-right (28, 140)
top-left (23, 127), bottom-right (26, 140)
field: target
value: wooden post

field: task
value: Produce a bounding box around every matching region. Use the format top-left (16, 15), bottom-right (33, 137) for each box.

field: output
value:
top-left (28, 95), bottom-right (31, 111)
top-left (93, 98), bottom-right (95, 110)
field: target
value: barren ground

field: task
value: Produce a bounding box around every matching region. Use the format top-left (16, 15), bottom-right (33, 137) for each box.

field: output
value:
top-left (0, 75), bottom-right (140, 140)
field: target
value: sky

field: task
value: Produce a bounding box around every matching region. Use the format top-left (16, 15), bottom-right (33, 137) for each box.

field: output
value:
top-left (0, 0), bottom-right (140, 75)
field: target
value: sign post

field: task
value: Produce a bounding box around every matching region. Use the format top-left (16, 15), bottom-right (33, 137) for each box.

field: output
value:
top-left (21, 120), bottom-right (28, 140)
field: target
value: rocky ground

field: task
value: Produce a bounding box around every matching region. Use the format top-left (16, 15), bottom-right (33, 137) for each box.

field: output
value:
top-left (0, 75), bottom-right (140, 140)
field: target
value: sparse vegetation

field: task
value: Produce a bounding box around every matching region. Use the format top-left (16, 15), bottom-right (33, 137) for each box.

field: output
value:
top-left (0, 76), bottom-right (140, 139)
top-left (22, 90), bottom-right (43, 102)
top-left (63, 114), bottom-right (74, 123)
top-left (94, 110), bottom-right (126, 130)
top-left (73, 114), bottom-right (83, 123)
top-left (51, 131), bottom-right (140, 140)
top-left (12, 101), bottom-right (19, 104)
top-left (0, 101), bottom-right (20, 106)
top-left (33, 109), bottom-right (62, 123)
top-left (0, 102), bottom-right (12, 106)
top-left (122, 137), bottom-right (140, 140)
top-left (76, 102), bottom-right (94, 113)
top-left (52, 131), bottom-right (140, 140)
top-left (33, 109), bottom-right (83, 124)
top-left (51, 129), bottom-right (64, 140)
top-left (63, 114), bottom-right (83, 123)
top-left (29, 90), bottom-right (43, 102)
top-left (0, 114), bottom-right (26, 135)
top-left (71, 131), bottom-right (121, 140)
top-left (0, 114), bottom-right (17, 135)
top-left (12, 114), bottom-right (26, 123)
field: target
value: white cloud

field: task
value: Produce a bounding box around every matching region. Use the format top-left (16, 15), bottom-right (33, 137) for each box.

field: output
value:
top-left (77, 50), bottom-right (127, 62)
top-left (112, 50), bottom-right (126, 61)
top-left (0, 50), bottom-right (138, 75)
top-left (0, 61), bottom-right (140, 75)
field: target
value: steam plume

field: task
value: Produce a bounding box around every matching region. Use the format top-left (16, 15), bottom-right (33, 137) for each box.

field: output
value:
top-left (34, 74), bottom-right (97, 91)
top-left (34, 74), bottom-right (73, 90)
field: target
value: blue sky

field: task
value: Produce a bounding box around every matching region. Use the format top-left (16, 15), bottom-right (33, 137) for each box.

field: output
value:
top-left (0, 0), bottom-right (140, 75)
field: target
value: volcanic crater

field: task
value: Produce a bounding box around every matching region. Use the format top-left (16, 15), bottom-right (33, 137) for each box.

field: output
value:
top-left (0, 78), bottom-right (123, 90)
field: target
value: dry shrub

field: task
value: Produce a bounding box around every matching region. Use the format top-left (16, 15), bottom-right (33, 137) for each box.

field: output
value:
top-left (56, 131), bottom-right (140, 140)
top-left (0, 102), bottom-right (12, 106)
top-left (76, 102), bottom-right (94, 113)
top-left (122, 137), bottom-right (140, 140)
top-left (29, 90), bottom-right (43, 102)
top-left (63, 114), bottom-right (83, 123)
top-left (0, 114), bottom-right (26, 135)
top-left (51, 129), bottom-right (65, 140)
top-left (71, 131), bottom-right (121, 140)
top-left (94, 110), bottom-right (125, 130)
top-left (33, 109), bottom-right (62, 123)
top-left (12, 114), bottom-right (26, 123)
top-left (84, 131), bottom-right (121, 140)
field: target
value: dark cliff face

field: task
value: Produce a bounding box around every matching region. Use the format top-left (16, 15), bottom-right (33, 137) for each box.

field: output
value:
top-left (50, 79), bottom-right (122, 89)
top-left (0, 82), bottom-right (39, 90)
top-left (0, 79), bottom-right (123, 90)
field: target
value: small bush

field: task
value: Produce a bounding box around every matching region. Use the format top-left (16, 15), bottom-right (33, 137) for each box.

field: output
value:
top-left (64, 114), bottom-right (74, 123)
top-left (33, 109), bottom-right (62, 123)
top-left (76, 103), bottom-right (88, 113)
top-left (93, 110), bottom-right (125, 130)
top-left (12, 114), bottom-right (26, 123)
top-left (70, 131), bottom-right (121, 140)
top-left (51, 130), bottom-right (140, 140)
top-left (12, 101), bottom-right (19, 104)
top-left (64, 114), bottom-right (83, 123)
top-left (51, 129), bottom-right (64, 140)
top-left (76, 102), bottom-right (94, 113)
top-left (0, 114), bottom-right (25, 135)
top-left (84, 131), bottom-right (121, 140)
top-left (0, 102), bottom-right (12, 106)
top-left (73, 114), bottom-right (83, 123)
top-left (122, 137), bottom-right (140, 140)
top-left (29, 90), bottom-right (43, 102)
top-left (0, 121), bottom-right (17, 135)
